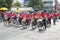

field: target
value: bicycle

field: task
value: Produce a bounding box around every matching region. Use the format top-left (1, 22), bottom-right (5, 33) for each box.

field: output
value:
top-left (37, 19), bottom-right (45, 31)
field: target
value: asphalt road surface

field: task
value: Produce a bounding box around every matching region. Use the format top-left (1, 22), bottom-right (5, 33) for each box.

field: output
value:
top-left (0, 20), bottom-right (60, 40)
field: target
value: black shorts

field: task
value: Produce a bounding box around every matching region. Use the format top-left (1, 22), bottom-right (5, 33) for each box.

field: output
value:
top-left (7, 18), bottom-right (10, 21)
top-left (18, 18), bottom-right (23, 24)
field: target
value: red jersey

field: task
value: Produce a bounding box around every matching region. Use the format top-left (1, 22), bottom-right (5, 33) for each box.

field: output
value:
top-left (34, 14), bottom-right (39, 19)
top-left (31, 14), bottom-right (38, 19)
top-left (7, 13), bottom-right (12, 18)
top-left (45, 13), bottom-right (51, 19)
top-left (59, 14), bottom-right (60, 16)
top-left (0, 12), bottom-right (2, 17)
top-left (31, 13), bottom-right (35, 19)
top-left (53, 13), bottom-right (58, 18)
top-left (40, 13), bottom-right (45, 19)
top-left (12, 13), bottom-right (16, 18)
top-left (38, 13), bottom-right (42, 18)
top-left (19, 13), bottom-right (24, 18)
top-left (57, 13), bottom-right (59, 17)
top-left (24, 14), bottom-right (31, 20)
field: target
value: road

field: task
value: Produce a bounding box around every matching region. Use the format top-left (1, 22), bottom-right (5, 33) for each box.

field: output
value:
top-left (0, 20), bottom-right (60, 40)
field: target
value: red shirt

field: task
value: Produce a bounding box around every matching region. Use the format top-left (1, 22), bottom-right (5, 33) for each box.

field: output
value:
top-left (31, 14), bottom-right (35, 19)
top-left (0, 12), bottom-right (2, 17)
top-left (57, 13), bottom-right (59, 17)
top-left (40, 13), bottom-right (45, 19)
top-left (59, 14), bottom-right (60, 17)
top-left (34, 14), bottom-right (39, 19)
top-left (19, 13), bottom-right (24, 18)
top-left (31, 14), bottom-right (38, 19)
top-left (53, 13), bottom-right (58, 18)
top-left (25, 14), bottom-right (31, 20)
top-left (12, 13), bottom-right (16, 18)
top-left (38, 13), bottom-right (42, 18)
top-left (45, 13), bottom-right (51, 19)
top-left (7, 13), bottom-right (12, 18)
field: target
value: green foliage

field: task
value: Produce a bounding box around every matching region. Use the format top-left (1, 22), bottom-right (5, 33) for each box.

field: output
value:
top-left (28, 0), bottom-right (44, 11)
top-left (0, 0), bottom-right (13, 9)
top-left (12, 1), bottom-right (21, 7)
top-left (5, 0), bottom-right (13, 9)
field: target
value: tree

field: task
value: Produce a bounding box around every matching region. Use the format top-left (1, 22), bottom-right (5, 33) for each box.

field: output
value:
top-left (0, 0), bottom-right (6, 7)
top-left (12, 1), bottom-right (21, 7)
top-left (5, 0), bottom-right (13, 9)
top-left (0, 0), bottom-right (13, 9)
top-left (28, 0), bottom-right (44, 11)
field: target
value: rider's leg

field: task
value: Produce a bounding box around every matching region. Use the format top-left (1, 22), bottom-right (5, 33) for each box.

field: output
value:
top-left (48, 18), bottom-right (51, 25)
top-left (53, 18), bottom-right (56, 25)
top-left (35, 19), bottom-right (37, 25)
top-left (7, 18), bottom-right (10, 23)
top-left (43, 19), bottom-right (47, 30)
top-left (18, 18), bottom-right (22, 24)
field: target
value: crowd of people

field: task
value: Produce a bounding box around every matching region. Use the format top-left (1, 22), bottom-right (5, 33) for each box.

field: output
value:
top-left (0, 11), bottom-right (60, 31)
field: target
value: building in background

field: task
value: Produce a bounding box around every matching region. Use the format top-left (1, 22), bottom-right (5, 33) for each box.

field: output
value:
top-left (23, 0), bottom-right (29, 6)
top-left (23, 0), bottom-right (58, 13)
top-left (43, 0), bottom-right (55, 13)
top-left (56, 3), bottom-right (60, 12)
top-left (43, 0), bottom-right (58, 13)
top-left (13, 0), bottom-right (58, 13)
top-left (55, 0), bottom-right (58, 10)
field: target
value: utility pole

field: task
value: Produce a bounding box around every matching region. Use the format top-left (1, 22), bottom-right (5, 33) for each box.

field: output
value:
top-left (55, 0), bottom-right (58, 10)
